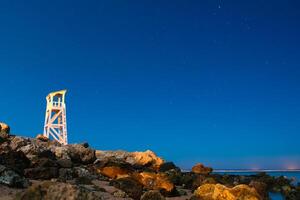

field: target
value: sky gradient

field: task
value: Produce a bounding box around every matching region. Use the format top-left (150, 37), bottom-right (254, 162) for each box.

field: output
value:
top-left (0, 1), bottom-right (300, 169)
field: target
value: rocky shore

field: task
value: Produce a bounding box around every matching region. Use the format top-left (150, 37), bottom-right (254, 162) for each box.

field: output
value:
top-left (0, 122), bottom-right (299, 200)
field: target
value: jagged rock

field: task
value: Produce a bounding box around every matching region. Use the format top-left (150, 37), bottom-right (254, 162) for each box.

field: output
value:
top-left (193, 183), bottom-right (262, 200)
top-left (133, 172), bottom-right (175, 195)
top-left (36, 134), bottom-right (49, 142)
top-left (180, 173), bottom-right (215, 190)
top-left (80, 142), bottom-right (89, 148)
top-left (0, 122), bottom-right (10, 139)
top-left (0, 140), bottom-right (11, 153)
top-left (57, 158), bottom-right (73, 168)
top-left (96, 149), bottom-right (164, 170)
top-left (249, 181), bottom-right (268, 199)
top-left (110, 177), bottom-right (143, 200)
top-left (159, 162), bottom-right (179, 172)
top-left (67, 144), bottom-right (96, 164)
top-left (94, 158), bottom-right (135, 179)
top-left (53, 146), bottom-right (70, 160)
top-left (158, 162), bottom-right (182, 186)
top-left (99, 166), bottom-right (131, 179)
top-left (17, 181), bottom-right (101, 200)
top-left (0, 151), bottom-right (30, 174)
top-left (0, 165), bottom-right (29, 188)
top-left (24, 167), bottom-right (58, 180)
top-left (74, 167), bottom-right (92, 178)
top-left (16, 139), bottom-right (52, 163)
top-left (9, 136), bottom-right (29, 151)
top-left (59, 168), bottom-right (75, 181)
top-left (191, 163), bottom-right (213, 175)
top-left (96, 150), bottom-right (128, 161)
top-left (285, 188), bottom-right (300, 200)
top-left (141, 190), bottom-right (166, 200)
top-left (164, 168), bottom-right (182, 186)
top-left (113, 190), bottom-right (127, 198)
top-left (126, 150), bottom-right (164, 169)
top-left (73, 166), bottom-right (97, 184)
top-left (31, 157), bottom-right (57, 168)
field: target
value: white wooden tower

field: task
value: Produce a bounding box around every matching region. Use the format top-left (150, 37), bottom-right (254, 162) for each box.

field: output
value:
top-left (43, 90), bottom-right (68, 145)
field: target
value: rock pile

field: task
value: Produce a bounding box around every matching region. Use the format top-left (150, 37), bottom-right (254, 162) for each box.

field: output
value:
top-left (0, 122), bottom-right (299, 200)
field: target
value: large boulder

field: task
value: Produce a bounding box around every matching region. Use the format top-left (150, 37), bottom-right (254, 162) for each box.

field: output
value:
top-left (191, 163), bottom-right (213, 175)
top-left (98, 166), bottom-right (131, 179)
top-left (0, 122), bottom-right (10, 139)
top-left (159, 162), bottom-right (180, 172)
top-left (17, 181), bottom-right (101, 200)
top-left (0, 151), bottom-right (30, 174)
top-left (249, 181), bottom-right (268, 199)
top-left (36, 134), bottom-right (49, 142)
top-left (133, 172), bottom-right (175, 194)
top-left (94, 159), bottom-right (135, 179)
top-left (24, 167), bottom-right (58, 180)
top-left (9, 136), bottom-right (30, 151)
top-left (67, 144), bottom-right (96, 164)
top-left (193, 183), bottom-right (262, 200)
top-left (126, 150), bottom-right (164, 169)
top-left (284, 187), bottom-right (300, 200)
top-left (13, 139), bottom-right (51, 163)
top-left (180, 172), bottom-right (216, 190)
top-left (96, 149), bottom-right (164, 170)
top-left (110, 177), bottom-right (144, 200)
top-left (57, 158), bottom-right (73, 168)
top-left (53, 146), bottom-right (70, 160)
top-left (0, 165), bottom-right (29, 188)
top-left (58, 168), bottom-right (75, 181)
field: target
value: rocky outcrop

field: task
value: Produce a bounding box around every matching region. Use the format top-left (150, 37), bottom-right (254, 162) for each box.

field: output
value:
top-left (193, 183), bottom-right (262, 200)
top-left (191, 163), bottom-right (213, 175)
top-left (0, 122), bottom-right (298, 200)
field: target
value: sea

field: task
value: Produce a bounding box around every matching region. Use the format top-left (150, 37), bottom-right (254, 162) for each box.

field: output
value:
top-left (214, 170), bottom-right (300, 200)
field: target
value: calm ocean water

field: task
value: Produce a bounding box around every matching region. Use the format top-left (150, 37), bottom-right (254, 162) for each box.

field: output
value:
top-left (215, 171), bottom-right (300, 200)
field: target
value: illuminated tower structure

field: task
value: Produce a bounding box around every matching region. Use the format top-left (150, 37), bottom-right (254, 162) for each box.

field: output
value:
top-left (43, 90), bottom-right (68, 145)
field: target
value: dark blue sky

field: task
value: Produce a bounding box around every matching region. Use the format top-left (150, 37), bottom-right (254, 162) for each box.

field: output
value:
top-left (1, 1), bottom-right (300, 169)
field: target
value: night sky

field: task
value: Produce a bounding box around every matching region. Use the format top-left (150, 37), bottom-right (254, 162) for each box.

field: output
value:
top-left (1, 1), bottom-right (300, 169)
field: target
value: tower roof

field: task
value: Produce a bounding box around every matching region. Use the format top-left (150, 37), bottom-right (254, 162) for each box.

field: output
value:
top-left (46, 90), bottom-right (67, 99)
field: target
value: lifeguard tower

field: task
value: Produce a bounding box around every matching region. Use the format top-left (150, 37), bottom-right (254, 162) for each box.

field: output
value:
top-left (43, 90), bottom-right (68, 144)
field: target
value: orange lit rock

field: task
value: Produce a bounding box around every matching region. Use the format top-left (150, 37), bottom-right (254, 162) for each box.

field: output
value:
top-left (36, 134), bottom-right (49, 142)
top-left (126, 150), bottom-right (164, 168)
top-left (95, 149), bottom-right (164, 169)
top-left (98, 166), bottom-right (130, 179)
top-left (191, 163), bottom-right (213, 175)
top-left (193, 183), bottom-right (261, 200)
top-left (134, 172), bottom-right (174, 192)
top-left (0, 122), bottom-right (10, 138)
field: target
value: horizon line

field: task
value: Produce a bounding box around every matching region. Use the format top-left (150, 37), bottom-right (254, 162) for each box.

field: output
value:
top-left (182, 169), bottom-right (300, 172)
